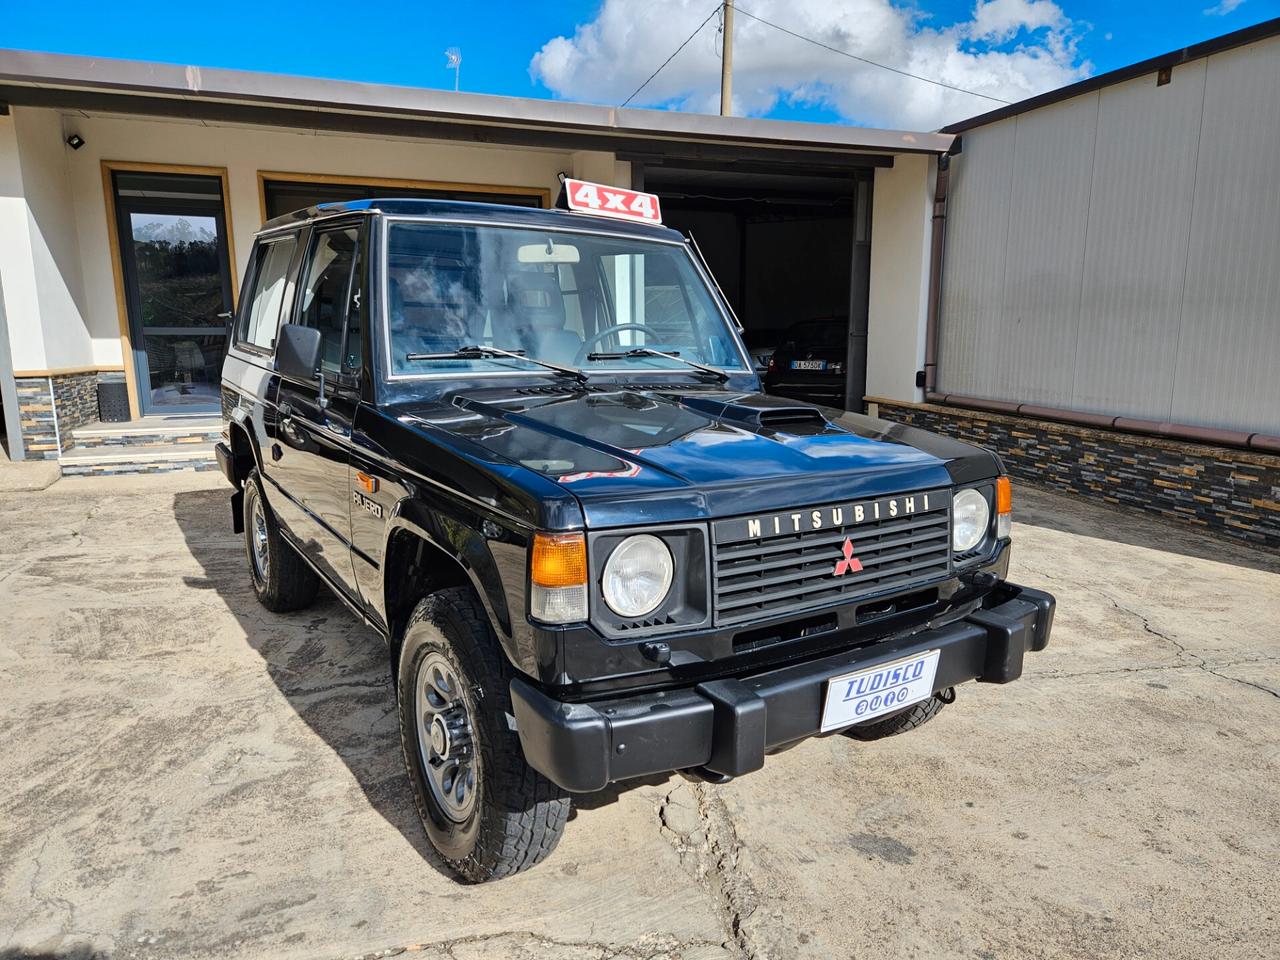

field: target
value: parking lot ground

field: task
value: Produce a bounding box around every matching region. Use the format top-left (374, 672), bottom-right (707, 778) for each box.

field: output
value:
top-left (1, 473), bottom-right (1277, 960)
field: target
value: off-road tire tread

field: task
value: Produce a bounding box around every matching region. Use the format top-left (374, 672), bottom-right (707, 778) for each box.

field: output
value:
top-left (845, 694), bottom-right (947, 741)
top-left (245, 469), bottom-right (319, 613)
top-left (398, 587), bottom-right (569, 882)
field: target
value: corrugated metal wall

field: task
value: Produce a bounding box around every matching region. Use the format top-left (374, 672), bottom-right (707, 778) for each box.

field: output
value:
top-left (938, 36), bottom-right (1280, 435)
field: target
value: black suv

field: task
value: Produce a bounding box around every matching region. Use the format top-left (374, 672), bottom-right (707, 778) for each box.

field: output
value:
top-left (216, 192), bottom-right (1054, 882)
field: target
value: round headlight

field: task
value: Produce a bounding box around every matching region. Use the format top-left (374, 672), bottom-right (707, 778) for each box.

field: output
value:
top-left (952, 488), bottom-right (990, 553)
top-left (602, 535), bottom-right (674, 618)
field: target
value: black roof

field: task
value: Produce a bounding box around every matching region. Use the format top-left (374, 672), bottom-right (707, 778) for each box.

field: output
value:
top-left (942, 16), bottom-right (1280, 134)
top-left (258, 197), bottom-right (686, 242)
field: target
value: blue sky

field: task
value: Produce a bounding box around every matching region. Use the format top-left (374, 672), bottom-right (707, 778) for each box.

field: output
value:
top-left (4, 0), bottom-right (1278, 128)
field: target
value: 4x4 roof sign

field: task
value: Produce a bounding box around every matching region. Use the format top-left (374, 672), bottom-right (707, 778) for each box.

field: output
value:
top-left (562, 179), bottom-right (663, 226)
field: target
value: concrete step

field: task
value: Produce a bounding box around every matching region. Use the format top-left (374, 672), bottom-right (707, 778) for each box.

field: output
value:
top-left (60, 442), bottom-right (219, 477)
top-left (71, 417), bottom-right (222, 449)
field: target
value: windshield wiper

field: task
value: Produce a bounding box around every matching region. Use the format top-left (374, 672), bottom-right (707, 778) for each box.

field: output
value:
top-left (405, 345), bottom-right (588, 383)
top-left (585, 347), bottom-right (730, 383)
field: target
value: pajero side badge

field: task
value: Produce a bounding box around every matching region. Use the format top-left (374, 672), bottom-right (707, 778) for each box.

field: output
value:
top-left (563, 179), bottom-right (662, 225)
top-left (352, 489), bottom-right (383, 519)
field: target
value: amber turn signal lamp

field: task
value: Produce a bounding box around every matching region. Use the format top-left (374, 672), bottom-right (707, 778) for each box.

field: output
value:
top-left (531, 532), bottom-right (587, 588)
top-left (530, 532), bottom-right (588, 624)
top-left (996, 476), bottom-right (1013, 515)
top-left (996, 476), bottom-right (1013, 539)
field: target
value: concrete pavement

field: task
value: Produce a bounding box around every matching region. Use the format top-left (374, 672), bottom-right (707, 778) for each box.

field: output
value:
top-left (0, 473), bottom-right (1276, 959)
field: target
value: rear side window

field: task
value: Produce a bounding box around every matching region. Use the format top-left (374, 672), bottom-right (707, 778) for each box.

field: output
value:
top-left (239, 236), bottom-right (297, 350)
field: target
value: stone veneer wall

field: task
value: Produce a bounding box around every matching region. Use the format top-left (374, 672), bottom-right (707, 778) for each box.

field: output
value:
top-left (14, 372), bottom-right (108, 459)
top-left (874, 399), bottom-right (1280, 550)
top-left (51, 372), bottom-right (100, 449)
top-left (14, 378), bottom-right (60, 460)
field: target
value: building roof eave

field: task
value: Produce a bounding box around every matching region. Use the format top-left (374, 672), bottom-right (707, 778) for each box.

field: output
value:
top-left (0, 48), bottom-right (955, 157)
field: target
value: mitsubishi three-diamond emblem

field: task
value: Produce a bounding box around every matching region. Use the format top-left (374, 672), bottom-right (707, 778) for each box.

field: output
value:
top-left (833, 537), bottom-right (863, 576)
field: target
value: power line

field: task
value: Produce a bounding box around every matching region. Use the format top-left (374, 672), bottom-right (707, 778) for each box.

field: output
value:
top-left (621, 4), bottom-right (723, 107)
top-left (733, 4), bottom-right (1012, 105)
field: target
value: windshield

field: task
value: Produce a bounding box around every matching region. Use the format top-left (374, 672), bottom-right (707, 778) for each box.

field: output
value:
top-left (383, 221), bottom-right (748, 378)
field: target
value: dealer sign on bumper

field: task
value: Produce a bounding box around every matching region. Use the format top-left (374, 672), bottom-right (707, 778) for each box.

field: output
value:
top-left (820, 649), bottom-right (941, 732)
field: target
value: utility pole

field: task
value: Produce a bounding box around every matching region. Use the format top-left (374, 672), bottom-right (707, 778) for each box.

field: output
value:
top-left (719, 0), bottom-right (734, 116)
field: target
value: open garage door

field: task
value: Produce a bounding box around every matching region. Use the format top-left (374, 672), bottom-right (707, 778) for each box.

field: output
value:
top-left (635, 158), bottom-right (876, 412)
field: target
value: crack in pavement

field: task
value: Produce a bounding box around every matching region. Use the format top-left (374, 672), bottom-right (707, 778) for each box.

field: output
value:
top-left (655, 783), bottom-right (760, 960)
top-left (337, 929), bottom-right (730, 960)
top-left (1039, 654), bottom-right (1280, 681)
top-left (1103, 595), bottom-right (1279, 703)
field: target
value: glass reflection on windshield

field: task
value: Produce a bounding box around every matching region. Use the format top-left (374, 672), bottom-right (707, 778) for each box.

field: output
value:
top-left (384, 222), bottom-right (746, 378)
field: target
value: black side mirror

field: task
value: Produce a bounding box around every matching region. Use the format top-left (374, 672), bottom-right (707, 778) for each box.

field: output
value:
top-left (277, 323), bottom-right (321, 381)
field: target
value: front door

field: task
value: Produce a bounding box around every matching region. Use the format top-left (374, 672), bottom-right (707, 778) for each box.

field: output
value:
top-left (271, 221), bottom-right (365, 599)
top-left (112, 170), bottom-right (234, 415)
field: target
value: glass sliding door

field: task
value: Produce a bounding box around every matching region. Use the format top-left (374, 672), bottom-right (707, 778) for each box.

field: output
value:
top-left (112, 171), bottom-right (234, 415)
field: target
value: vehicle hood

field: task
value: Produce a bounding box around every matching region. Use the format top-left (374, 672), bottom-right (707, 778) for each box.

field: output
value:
top-left (392, 385), bottom-right (999, 528)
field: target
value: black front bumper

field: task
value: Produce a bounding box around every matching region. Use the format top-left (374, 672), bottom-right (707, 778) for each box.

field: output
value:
top-left (511, 582), bottom-right (1054, 792)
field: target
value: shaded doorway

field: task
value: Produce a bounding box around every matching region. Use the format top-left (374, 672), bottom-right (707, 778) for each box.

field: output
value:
top-left (110, 170), bottom-right (234, 415)
top-left (637, 158), bottom-right (876, 412)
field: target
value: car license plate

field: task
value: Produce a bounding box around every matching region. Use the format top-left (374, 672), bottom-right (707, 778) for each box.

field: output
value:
top-left (820, 649), bottom-right (940, 732)
top-left (791, 359), bottom-right (826, 370)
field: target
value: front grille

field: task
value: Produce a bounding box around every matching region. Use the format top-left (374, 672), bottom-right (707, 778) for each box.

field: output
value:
top-left (711, 490), bottom-right (952, 626)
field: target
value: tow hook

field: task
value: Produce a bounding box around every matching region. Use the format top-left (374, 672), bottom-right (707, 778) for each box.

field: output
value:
top-left (936, 686), bottom-right (956, 704)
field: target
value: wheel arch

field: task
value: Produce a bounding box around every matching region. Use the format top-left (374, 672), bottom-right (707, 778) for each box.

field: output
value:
top-left (382, 511), bottom-right (525, 675)
top-left (226, 412), bottom-right (263, 487)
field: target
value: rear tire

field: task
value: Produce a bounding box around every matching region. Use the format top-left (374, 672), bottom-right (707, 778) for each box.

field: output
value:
top-left (243, 469), bottom-right (319, 613)
top-left (843, 692), bottom-right (948, 741)
top-left (396, 587), bottom-right (570, 882)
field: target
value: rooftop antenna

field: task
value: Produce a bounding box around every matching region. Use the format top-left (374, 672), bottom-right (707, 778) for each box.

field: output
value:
top-left (445, 48), bottom-right (462, 92)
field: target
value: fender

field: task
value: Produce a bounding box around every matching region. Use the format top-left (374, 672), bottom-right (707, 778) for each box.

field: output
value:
top-left (227, 407), bottom-right (266, 478)
top-left (224, 413), bottom-right (266, 534)
top-left (382, 497), bottom-right (534, 675)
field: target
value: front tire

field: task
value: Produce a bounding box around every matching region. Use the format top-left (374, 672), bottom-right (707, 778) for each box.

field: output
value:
top-left (843, 692), bottom-right (949, 742)
top-left (243, 469), bottom-right (319, 612)
top-left (396, 588), bottom-right (570, 882)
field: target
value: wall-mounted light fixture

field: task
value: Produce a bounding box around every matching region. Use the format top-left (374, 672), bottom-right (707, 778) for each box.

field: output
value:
top-left (65, 134), bottom-right (85, 150)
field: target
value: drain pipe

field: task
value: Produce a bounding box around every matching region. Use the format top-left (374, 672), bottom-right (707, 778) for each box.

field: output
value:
top-left (922, 150), bottom-right (952, 397)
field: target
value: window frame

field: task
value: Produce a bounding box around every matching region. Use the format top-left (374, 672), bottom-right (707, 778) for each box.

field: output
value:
top-left (290, 218), bottom-right (366, 391)
top-left (234, 231), bottom-right (301, 357)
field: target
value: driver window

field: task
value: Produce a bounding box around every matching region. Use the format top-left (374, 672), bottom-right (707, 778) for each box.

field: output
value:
top-left (298, 227), bottom-right (359, 377)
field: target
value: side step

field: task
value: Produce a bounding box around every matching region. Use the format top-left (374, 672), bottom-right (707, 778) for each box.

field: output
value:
top-left (60, 442), bottom-right (218, 477)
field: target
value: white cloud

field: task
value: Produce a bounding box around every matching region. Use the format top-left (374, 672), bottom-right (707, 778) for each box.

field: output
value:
top-left (529, 0), bottom-right (1092, 130)
top-left (1204, 0), bottom-right (1245, 15)
top-left (969, 0), bottom-right (1066, 43)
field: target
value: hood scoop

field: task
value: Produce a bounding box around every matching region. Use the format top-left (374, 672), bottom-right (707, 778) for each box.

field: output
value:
top-left (677, 393), bottom-right (830, 432)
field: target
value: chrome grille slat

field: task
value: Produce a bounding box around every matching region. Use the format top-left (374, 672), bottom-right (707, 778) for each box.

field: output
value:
top-left (717, 541), bottom-right (951, 594)
top-left (716, 555), bottom-right (951, 610)
top-left (716, 529), bottom-right (950, 578)
top-left (711, 490), bottom-right (952, 626)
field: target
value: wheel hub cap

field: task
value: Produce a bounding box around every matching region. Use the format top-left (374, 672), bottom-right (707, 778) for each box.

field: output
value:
top-left (414, 653), bottom-right (478, 822)
top-left (250, 496), bottom-right (269, 580)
